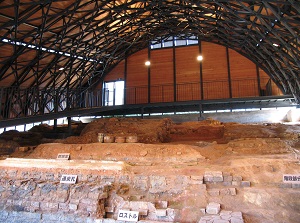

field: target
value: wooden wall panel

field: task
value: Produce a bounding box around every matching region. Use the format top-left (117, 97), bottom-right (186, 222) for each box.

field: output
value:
top-left (104, 60), bottom-right (125, 82)
top-left (259, 69), bottom-right (282, 95)
top-left (176, 82), bottom-right (200, 101)
top-left (202, 42), bottom-right (228, 81)
top-left (175, 46), bottom-right (200, 101)
top-left (229, 49), bottom-right (258, 97)
top-left (151, 48), bottom-right (173, 84)
top-left (259, 68), bottom-right (271, 89)
top-left (126, 48), bottom-right (148, 104)
top-left (127, 48), bottom-right (148, 87)
top-left (202, 42), bottom-right (229, 99)
top-left (229, 49), bottom-right (256, 79)
top-left (150, 85), bottom-right (174, 103)
top-left (151, 48), bottom-right (174, 102)
top-left (102, 42), bottom-right (283, 105)
top-left (175, 46), bottom-right (199, 83)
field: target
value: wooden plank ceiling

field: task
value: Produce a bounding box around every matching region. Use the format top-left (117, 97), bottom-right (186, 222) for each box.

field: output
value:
top-left (0, 0), bottom-right (299, 102)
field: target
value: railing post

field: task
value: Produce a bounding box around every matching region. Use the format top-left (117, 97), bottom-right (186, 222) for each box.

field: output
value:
top-left (141, 107), bottom-right (144, 119)
top-left (67, 116), bottom-right (72, 136)
top-left (113, 86), bottom-right (116, 106)
top-left (198, 103), bottom-right (204, 121)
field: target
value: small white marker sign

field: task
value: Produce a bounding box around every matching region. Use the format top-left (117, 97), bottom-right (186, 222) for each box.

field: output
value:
top-left (283, 174), bottom-right (300, 184)
top-left (60, 174), bottom-right (77, 184)
top-left (57, 153), bottom-right (70, 160)
top-left (117, 210), bottom-right (139, 222)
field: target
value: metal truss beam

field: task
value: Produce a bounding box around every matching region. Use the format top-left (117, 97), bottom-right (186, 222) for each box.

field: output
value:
top-left (0, 0), bottom-right (299, 121)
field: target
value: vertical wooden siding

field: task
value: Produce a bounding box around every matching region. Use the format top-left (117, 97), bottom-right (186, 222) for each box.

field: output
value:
top-left (104, 60), bottom-right (125, 82)
top-left (126, 48), bottom-right (148, 104)
top-left (176, 46), bottom-right (200, 101)
top-left (151, 48), bottom-right (174, 103)
top-left (229, 49), bottom-right (258, 98)
top-left (202, 42), bottom-right (229, 100)
top-left (101, 42), bottom-right (282, 104)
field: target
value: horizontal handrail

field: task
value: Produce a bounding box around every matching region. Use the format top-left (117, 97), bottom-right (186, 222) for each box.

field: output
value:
top-left (0, 77), bottom-right (283, 120)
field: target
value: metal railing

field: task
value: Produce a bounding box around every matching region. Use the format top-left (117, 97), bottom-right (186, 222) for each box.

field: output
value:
top-left (0, 78), bottom-right (283, 119)
top-left (125, 78), bottom-right (282, 104)
top-left (0, 87), bottom-right (103, 119)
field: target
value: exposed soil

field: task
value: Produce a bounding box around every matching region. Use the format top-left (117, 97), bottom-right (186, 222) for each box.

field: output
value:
top-left (1, 117), bottom-right (300, 222)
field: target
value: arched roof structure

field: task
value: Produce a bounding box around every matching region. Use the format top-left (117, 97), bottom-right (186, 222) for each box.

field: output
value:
top-left (0, 1), bottom-right (299, 103)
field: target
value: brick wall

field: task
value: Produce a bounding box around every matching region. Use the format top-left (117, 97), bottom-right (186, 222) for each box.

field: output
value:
top-left (0, 166), bottom-right (252, 222)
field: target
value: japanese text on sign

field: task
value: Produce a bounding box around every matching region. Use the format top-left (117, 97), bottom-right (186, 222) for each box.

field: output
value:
top-left (60, 174), bottom-right (77, 184)
top-left (283, 174), bottom-right (300, 184)
top-left (117, 210), bottom-right (139, 222)
top-left (57, 153), bottom-right (70, 160)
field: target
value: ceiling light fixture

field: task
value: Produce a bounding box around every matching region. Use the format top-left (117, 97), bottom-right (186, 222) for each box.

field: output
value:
top-left (197, 55), bottom-right (203, 61)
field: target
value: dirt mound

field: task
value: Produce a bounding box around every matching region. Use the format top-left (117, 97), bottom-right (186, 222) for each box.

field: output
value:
top-left (61, 117), bottom-right (173, 144)
top-left (59, 117), bottom-right (227, 144)
top-left (224, 122), bottom-right (300, 140)
top-left (170, 119), bottom-right (224, 141)
top-left (226, 138), bottom-right (289, 155)
top-left (29, 124), bottom-right (53, 133)
top-left (27, 142), bottom-right (205, 165)
top-left (0, 139), bottom-right (19, 155)
top-left (0, 130), bottom-right (43, 146)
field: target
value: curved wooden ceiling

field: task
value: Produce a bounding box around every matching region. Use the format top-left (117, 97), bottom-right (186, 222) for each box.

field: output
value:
top-left (0, 0), bottom-right (299, 102)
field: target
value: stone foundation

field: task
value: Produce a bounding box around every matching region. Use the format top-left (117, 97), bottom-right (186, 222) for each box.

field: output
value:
top-left (0, 158), bottom-right (251, 222)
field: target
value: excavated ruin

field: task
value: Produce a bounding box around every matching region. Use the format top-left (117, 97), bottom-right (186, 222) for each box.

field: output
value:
top-left (0, 118), bottom-right (299, 223)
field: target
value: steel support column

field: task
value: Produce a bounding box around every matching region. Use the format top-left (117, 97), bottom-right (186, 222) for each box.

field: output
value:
top-left (124, 55), bottom-right (128, 105)
top-left (256, 64), bottom-right (261, 96)
top-left (226, 47), bottom-right (232, 98)
top-left (199, 40), bottom-right (204, 100)
top-left (173, 36), bottom-right (177, 102)
top-left (147, 44), bottom-right (151, 103)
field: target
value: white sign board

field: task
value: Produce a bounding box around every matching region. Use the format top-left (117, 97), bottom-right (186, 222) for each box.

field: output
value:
top-left (60, 174), bottom-right (77, 184)
top-left (283, 174), bottom-right (300, 184)
top-left (57, 153), bottom-right (70, 160)
top-left (117, 210), bottom-right (139, 222)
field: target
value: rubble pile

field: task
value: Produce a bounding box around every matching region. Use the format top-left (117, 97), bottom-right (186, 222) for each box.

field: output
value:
top-left (62, 118), bottom-right (173, 144)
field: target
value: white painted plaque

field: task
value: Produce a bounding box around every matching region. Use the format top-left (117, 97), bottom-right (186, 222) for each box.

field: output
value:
top-left (60, 174), bottom-right (77, 184)
top-left (57, 153), bottom-right (70, 160)
top-left (283, 174), bottom-right (300, 184)
top-left (117, 210), bottom-right (139, 222)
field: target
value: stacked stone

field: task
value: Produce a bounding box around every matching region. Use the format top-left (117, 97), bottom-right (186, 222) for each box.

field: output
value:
top-left (199, 203), bottom-right (244, 223)
top-left (207, 188), bottom-right (237, 197)
top-left (0, 166), bottom-right (252, 223)
top-left (105, 199), bottom-right (175, 221)
top-left (204, 171), bottom-right (251, 187)
top-left (0, 210), bottom-right (180, 223)
top-left (0, 177), bottom-right (108, 219)
top-left (279, 182), bottom-right (300, 189)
